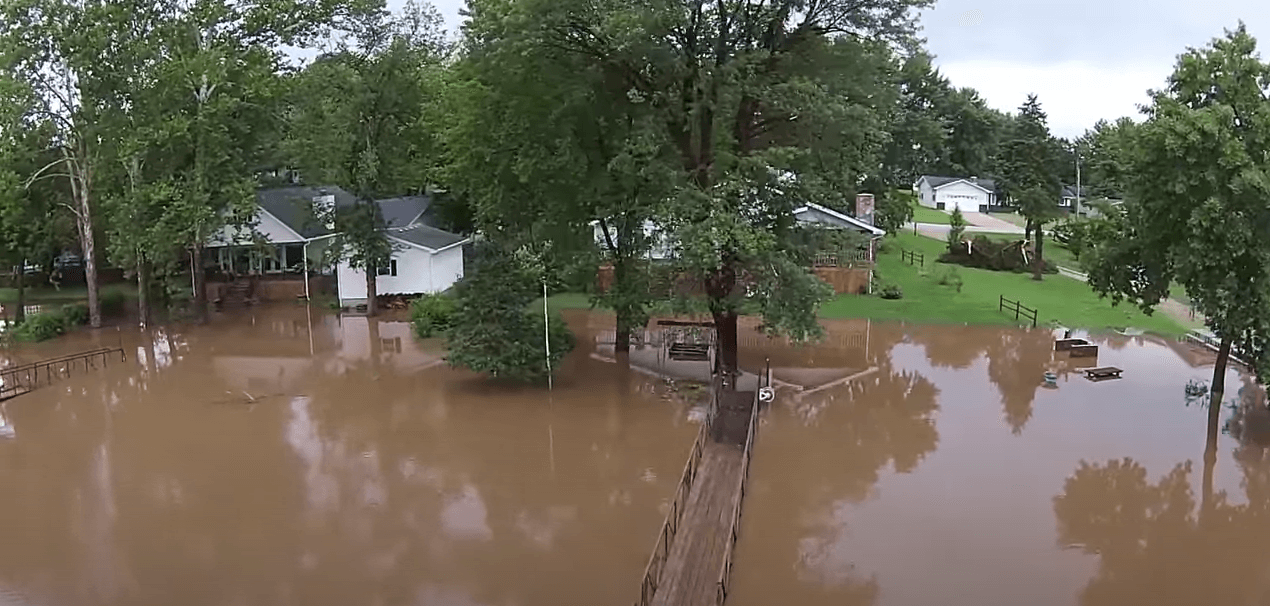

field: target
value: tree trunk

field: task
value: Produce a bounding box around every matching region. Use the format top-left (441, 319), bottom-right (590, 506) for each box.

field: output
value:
top-left (365, 264), bottom-right (378, 317)
top-left (1206, 336), bottom-right (1233, 449)
top-left (1032, 223), bottom-right (1045, 281)
top-left (14, 265), bottom-right (25, 325)
top-left (713, 310), bottom-right (739, 387)
top-left (74, 183), bottom-right (102, 328)
top-left (1201, 408), bottom-right (1219, 527)
top-left (137, 258), bottom-right (150, 330)
top-left (614, 254), bottom-right (632, 355)
top-left (191, 244), bottom-right (208, 324)
top-left (368, 316), bottom-right (382, 371)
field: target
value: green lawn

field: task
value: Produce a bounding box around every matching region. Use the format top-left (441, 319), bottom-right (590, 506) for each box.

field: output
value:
top-left (911, 202), bottom-right (952, 225)
top-left (0, 283), bottom-right (135, 305)
top-left (821, 233), bottom-right (1186, 335)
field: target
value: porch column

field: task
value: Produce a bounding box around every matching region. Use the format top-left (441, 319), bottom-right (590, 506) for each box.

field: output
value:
top-left (303, 241), bottom-right (311, 301)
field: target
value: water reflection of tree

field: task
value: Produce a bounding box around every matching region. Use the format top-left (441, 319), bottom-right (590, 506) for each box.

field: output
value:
top-left (749, 327), bottom-right (939, 606)
top-left (907, 325), bottom-right (990, 370)
top-left (986, 330), bottom-right (1054, 435)
top-left (1053, 408), bottom-right (1270, 606)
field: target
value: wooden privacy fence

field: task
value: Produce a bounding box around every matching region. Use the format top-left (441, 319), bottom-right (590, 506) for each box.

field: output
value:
top-left (634, 374), bottom-right (721, 606)
top-left (715, 359), bottom-right (770, 605)
top-left (901, 249), bottom-right (925, 267)
top-left (813, 249), bottom-right (871, 268)
top-left (999, 295), bottom-right (1038, 328)
top-left (0, 348), bottom-right (127, 401)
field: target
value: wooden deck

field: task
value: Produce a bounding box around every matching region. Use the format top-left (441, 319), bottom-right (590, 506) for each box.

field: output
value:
top-left (650, 441), bottom-right (746, 606)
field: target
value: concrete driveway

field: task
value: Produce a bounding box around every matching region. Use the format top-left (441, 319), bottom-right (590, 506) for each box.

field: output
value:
top-left (911, 222), bottom-right (1025, 240)
top-left (961, 212), bottom-right (1026, 233)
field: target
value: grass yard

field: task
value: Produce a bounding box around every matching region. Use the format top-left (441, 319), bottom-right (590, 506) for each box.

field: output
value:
top-left (0, 283), bottom-right (135, 305)
top-left (911, 201), bottom-right (952, 225)
top-left (821, 233), bottom-right (1186, 336)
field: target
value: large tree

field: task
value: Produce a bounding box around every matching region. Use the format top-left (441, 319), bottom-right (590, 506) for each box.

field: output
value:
top-left (1085, 24), bottom-right (1270, 446)
top-left (998, 95), bottom-right (1061, 280)
top-left (286, 1), bottom-right (448, 316)
top-left (533, 0), bottom-right (927, 381)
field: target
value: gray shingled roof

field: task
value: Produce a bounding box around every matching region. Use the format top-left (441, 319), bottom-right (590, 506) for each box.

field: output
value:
top-left (376, 195), bottom-right (431, 229)
top-left (921, 175), bottom-right (999, 192)
top-left (256, 186), bottom-right (358, 239)
top-left (256, 187), bottom-right (436, 237)
top-left (388, 223), bottom-right (467, 251)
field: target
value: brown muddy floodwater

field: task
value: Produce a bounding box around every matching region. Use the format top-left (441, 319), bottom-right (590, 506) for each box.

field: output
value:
top-left (729, 321), bottom-right (1270, 606)
top-left (0, 307), bottom-right (699, 606)
top-left (2, 309), bottom-right (1268, 606)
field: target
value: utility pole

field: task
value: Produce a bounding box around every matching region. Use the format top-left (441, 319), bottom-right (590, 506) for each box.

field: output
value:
top-left (1075, 143), bottom-right (1082, 219)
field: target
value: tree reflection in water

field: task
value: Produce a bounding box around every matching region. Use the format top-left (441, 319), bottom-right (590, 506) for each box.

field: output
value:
top-left (1053, 390), bottom-right (1270, 606)
top-left (735, 324), bottom-right (939, 606)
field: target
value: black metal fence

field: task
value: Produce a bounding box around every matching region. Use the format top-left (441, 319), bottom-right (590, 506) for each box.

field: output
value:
top-left (999, 295), bottom-right (1038, 328)
top-left (0, 348), bottom-right (127, 401)
top-left (901, 249), bottom-right (925, 268)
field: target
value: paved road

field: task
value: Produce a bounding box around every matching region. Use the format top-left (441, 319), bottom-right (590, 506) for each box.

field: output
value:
top-left (963, 212), bottom-right (1026, 233)
top-left (911, 222), bottom-right (1026, 240)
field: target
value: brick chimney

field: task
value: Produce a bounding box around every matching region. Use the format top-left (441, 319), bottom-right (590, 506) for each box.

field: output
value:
top-left (855, 193), bottom-right (875, 225)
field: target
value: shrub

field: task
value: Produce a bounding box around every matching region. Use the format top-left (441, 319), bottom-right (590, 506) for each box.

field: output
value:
top-left (880, 284), bottom-right (903, 300)
top-left (10, 310), bottom-right (72, 342)
top-left (932, 266), bottom-right (964, 292)
top-left (101, 289), bottom-right (127, 317)
top-left (446, 244), bottom-right (575, 383)
top-left (410, 293), bottom-right (458, 339)
top-left (940, 235), bottom-right (1058, 274)
top-left (947, 207), bottom-right (967, 251)
top-left (61, 303), bottom-right (89, 326)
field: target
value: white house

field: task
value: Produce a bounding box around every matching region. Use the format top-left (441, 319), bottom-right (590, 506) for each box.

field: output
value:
top-left (914, 176), bottom-right (1002, 213)
top-left (209, 186), bottom-right (470, 306)
top-left (589, 202), bottom-right (885, 261)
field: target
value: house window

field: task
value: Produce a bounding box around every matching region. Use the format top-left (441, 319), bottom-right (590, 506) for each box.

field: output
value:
top-left (378, 259), bottom-right (397, 277)
top-left (936, 202), bottom-right (945, 210)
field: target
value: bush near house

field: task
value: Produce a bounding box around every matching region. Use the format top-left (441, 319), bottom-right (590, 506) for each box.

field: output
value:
top-left (410, 293), bottom-right (458, 339)
top-left (8, 303), bottom-right (90, 343)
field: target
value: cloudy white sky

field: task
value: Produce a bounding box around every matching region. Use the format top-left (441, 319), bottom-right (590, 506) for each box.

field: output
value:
top-left (404, 0), bottom-right (1268, 138)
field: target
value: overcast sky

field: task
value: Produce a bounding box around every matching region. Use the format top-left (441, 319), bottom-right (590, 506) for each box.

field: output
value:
top-left (404, 0), bottom-right (1267, 138)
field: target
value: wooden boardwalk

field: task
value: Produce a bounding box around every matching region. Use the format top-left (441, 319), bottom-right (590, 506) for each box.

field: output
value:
top-left (651, 442), bottom-right (745, 606)
top-left (638, 388), bottom-right (758, 606)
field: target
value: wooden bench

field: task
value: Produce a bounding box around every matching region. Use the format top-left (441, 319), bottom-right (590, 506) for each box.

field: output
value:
top-left (1084, 367), bottom-right (1123, 381)
top-left (668, 343), bottom-right (711, 362)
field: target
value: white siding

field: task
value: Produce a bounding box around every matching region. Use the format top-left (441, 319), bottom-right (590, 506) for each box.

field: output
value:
top-left (209, 209), bottom-right (304, 246)
top-left (933, 181), bottom-right (993, 213)
top-left (592, 220), bottom-right (673, 260)
top-left (336, 244), bottom-right (465, 303)
top-left (917, 180), bottom-right (937, 208)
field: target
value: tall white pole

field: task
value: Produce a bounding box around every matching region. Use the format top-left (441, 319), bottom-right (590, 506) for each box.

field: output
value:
top-left (543, 280), bottom-right (552, 391)
top-left (1075, 146), bottom-right (1082, 218)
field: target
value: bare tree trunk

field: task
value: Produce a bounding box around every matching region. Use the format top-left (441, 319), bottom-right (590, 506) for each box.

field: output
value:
top-left (614, 254), bottom-right (632, 356)
top-left (191, 243), bottom-right (208, 324)
top-left (1207, 336), bottom-right (1233, 448)
top-left (713, 310), bottom-right (739, 385)
top-left (137, 258), bottom-right (150, 330)
top-left (14, 265), bottom-right (25, 325)
top-left (366, 267), bottom-right (378, 317)
top-left (1033, 223), bottom-right (1045, 281)
top-left (70, 163), bottom-right (102, 328)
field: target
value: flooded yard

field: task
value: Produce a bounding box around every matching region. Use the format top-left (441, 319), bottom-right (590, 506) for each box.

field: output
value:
top-left (1, 308), bottom-right (1266, 606)
top-left (729, 322), bottom-right (1268, 606)
top-left (0, 307), bottom-right (697, 606)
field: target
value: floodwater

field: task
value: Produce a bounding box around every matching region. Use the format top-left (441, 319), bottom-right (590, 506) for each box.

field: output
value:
top-left (728, 320), bottom-right (1270, 606)
top-left (0, 307), bottom-right (698, 606)
top-left (1, 308), bottom-right (1267, 606)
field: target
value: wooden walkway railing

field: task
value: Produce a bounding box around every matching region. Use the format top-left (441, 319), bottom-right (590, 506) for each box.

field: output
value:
top-left (635, 374), bottom-right (722, 606)
top-left (636, 361), bottom-right (770, 606)
top-left (0, 348), bottom-right (127, 401)
top-left (715, 361), bottom-right (769, 604)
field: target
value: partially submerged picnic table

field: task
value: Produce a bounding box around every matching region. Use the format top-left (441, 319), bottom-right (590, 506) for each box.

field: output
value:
top-left (1084, 367), bottom-right (1123, 381)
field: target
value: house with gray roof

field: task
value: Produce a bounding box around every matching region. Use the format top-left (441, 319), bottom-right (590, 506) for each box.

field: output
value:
top-left (914, 175), bottom-right (1004, 213)
top-left (208, 185), bottom-right (470, 305)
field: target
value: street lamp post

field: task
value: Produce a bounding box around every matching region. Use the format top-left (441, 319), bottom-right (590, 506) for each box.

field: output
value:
top-left (1074, 144), bottom-right (1082, 218)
